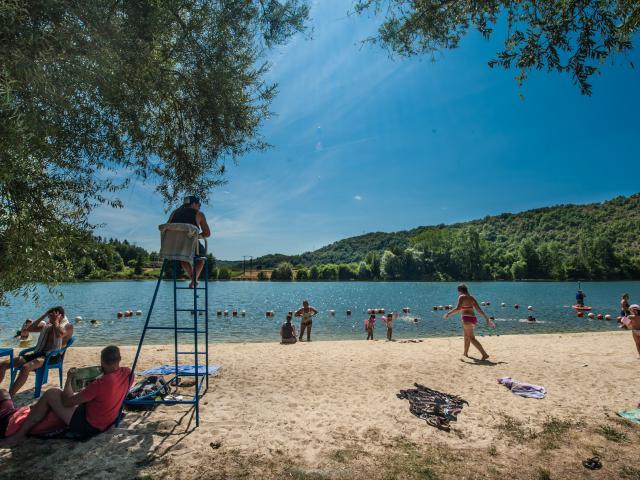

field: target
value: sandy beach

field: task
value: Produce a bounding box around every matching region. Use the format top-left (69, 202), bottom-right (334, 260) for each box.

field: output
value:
top-left (1, 331), bottom-right (639, 480)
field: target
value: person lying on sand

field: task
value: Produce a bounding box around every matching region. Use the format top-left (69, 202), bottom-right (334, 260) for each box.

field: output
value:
top-left (0, 306), bottom-right (73, 396)
top-left (280, 315), bottom-right (297, 344)
top-left (444, 284), bottom-right (495, 360)
top-left (1, 346), bottom-right (132, 446)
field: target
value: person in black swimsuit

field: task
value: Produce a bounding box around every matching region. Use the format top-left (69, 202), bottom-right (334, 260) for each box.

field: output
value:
top-left (280, 315), bottom-right (297, 344)
top-left (168, 196), bottom-right (211, 288)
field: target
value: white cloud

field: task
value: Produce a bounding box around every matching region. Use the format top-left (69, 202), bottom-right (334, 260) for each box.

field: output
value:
top-left (354, 195), bottom-right (362, 201)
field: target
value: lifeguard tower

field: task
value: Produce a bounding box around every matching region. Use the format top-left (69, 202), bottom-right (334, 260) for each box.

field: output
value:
top-left (124, 222), bottom-right (210, 426)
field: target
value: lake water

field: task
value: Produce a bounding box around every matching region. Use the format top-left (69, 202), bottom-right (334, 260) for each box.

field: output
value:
top-left (1, 281), bottom-right (637, 347)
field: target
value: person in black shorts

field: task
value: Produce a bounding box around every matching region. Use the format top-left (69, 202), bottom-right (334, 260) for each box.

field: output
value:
top-left (280, 314), bottom-right (297, 344)
top-left (0, 306), bottom-right (73, 395)
top-left (168, 195), bottom-right (211, 288)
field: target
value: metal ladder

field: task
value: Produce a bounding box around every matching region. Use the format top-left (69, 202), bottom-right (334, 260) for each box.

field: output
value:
top-left (124, 255), bottom-right (210, 426)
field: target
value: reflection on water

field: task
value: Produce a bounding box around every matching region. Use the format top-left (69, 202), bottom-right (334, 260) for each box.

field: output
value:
top-left (1, 281), bottom-right (637, 346)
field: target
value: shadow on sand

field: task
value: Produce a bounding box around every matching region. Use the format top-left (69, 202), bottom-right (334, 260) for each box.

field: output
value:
top-left (459, 357), bottom-right (507, 366)
top-left (0, 384), bottom-right (202, 480)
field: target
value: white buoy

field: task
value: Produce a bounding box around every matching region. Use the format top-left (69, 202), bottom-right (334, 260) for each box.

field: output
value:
top-left (527, 306), bottom-right (533, 311)
top-left (587, 313), bottom-right (595, 319)
top-left (501, 302), bottom-right (506, 307)
top-left (241, 310), bottom-right (246, 316)
top-left (223, 310), bottom-right (229, 316)
top-left (75, 316), bottom-right (82, 322)
top-left (438, 305), bottom-right (444, 310)
top-left (329, 310), bottom-right (335, 316)
top-left (136, 310), bottom-right (142, 315)
top-left (605, 314), bottom-right (612, 321)
top-left (481, 302), bottom-right (486, 306)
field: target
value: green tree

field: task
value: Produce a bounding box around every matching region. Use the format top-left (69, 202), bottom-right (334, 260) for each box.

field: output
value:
top-left (355, 0), bottom-right (638, 95)
top-left (295, 268), bottom-right (309, 281)
top-left (0, 0), bottom-right (309, 302)
top-left (271, 262), bottom-right (294, 281)
top-left (134, 256), bottom-right (144, 275)
top-left (381, 250), bottom-right (402, 280)
top-left (337, 264), bottom-right (356, 281)
top-left (257, 271), bottom-right (269, 281)
top-left (309, 265), bottom-right (320, 280)
top-left (217, 267), bottom-right (231, 280)
top-left (518, 239), bottom-right (542, 279)
top-left (357, 261), bottom-right (371, 280)
top-left (365, 251), bottom-right (381, 279)
top-left (319, 264), bottom-right (338, 280)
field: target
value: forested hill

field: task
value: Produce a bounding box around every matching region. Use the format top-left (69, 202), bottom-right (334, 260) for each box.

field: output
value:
top-left (238, 193), bottom-right (640, 281)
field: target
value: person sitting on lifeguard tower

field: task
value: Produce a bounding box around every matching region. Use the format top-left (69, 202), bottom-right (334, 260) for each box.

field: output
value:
top-left (168, 196), bottom-right (211, 288)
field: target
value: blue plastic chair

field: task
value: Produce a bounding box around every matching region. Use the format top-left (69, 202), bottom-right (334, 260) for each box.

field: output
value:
top-left (16, 336), bottom-right (76, 398)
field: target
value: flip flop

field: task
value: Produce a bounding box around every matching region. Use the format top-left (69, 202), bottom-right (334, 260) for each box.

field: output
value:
top-left (582, 457), bottom-right (602, 470)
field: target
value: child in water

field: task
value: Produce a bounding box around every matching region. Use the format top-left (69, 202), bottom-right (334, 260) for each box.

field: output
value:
top-left (622, 304), bottom-right (640, 357)
top-left (384, 313), bottom-right (394, 341)
top-left (365, 314), bottom-right (375, 340)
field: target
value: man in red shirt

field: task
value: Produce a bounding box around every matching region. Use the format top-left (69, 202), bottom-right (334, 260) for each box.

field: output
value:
top-left (2, 345), bottom-right (131, 444)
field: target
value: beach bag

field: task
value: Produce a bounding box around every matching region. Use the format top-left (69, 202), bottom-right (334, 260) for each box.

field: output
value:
top-left (125, 375), bottom-right (170, 411)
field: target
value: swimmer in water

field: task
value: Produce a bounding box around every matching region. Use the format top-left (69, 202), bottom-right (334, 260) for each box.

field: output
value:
top-left (444, 284), bottom-right (495, 360)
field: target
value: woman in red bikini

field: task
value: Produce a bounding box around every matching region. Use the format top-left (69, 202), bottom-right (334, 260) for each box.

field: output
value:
top-left (444, 284), bottom-right (495, 360)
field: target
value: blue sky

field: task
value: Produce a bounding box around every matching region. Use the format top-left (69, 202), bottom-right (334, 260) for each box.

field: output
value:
top-left (93, 0), bottom-right (640, 259)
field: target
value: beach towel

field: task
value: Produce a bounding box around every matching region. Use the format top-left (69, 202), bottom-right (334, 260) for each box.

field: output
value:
top-left (33, 316), bottom-right (70, 354)
top-left (140, 364), bottom-right (222, 376)
top-left (617, 408), bottom-right (640, 424)
top-left (159, 223), bottom-right (200, 262)
top-left (498, 377), bottom-right (546, 399)
top-left (397, 383), bottom-right (468, 431)
top-left (5, 406), bottom-right (66, 437)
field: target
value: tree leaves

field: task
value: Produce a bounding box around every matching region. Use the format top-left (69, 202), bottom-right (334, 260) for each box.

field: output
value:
top-left (0, 0), bottom-right (309, 302)
top-left (354, 0), bottom-right (638, 95)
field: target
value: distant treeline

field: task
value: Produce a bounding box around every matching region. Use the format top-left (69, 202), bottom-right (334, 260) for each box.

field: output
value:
top-left (245, 193), bottom-right (640, 281)
top-left (75, 193), bottom-right (640, 281)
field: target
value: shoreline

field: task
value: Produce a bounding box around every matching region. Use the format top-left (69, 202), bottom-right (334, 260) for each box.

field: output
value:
top-left (2, 325), bottom-right (627, 348)
top-left (2, 330), bottom-right (639, 479)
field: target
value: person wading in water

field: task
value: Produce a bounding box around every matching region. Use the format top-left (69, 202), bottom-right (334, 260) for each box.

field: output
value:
top-left (295, 300), bottom-right (318, 342)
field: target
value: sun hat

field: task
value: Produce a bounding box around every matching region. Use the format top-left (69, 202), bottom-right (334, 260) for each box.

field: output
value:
top-left (630, 304), bottom-right (640, 312)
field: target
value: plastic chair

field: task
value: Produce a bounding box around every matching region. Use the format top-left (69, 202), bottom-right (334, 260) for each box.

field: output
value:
top-left (16, 336), bottom-right (76, 398)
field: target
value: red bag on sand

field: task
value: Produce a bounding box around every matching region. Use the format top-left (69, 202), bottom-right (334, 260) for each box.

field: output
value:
top-left (5, 406), bottom-right (66, 437)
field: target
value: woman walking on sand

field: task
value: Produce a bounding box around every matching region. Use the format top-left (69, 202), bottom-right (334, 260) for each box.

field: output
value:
top-left (444, 284), bottom-right (495, 360)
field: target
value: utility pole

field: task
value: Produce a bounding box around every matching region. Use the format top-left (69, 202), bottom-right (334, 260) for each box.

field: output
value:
top-left (242, 255), bottom-right (253, 280)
